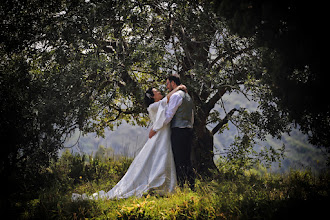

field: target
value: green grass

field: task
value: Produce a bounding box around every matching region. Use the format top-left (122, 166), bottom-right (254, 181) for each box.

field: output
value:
top-left (13, 152), bottom-right (330, 219)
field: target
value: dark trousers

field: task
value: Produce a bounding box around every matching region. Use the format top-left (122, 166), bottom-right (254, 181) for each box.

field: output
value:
top-left (171, 127), bottom-right (195, 189)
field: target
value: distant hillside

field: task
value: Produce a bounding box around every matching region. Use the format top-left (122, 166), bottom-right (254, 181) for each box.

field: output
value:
top-left (64, 124), bottom-right (149, 157)
top-left (214, 125), bottom-right (327, 173)
top-left (64, 92), bottom-right (327, 173)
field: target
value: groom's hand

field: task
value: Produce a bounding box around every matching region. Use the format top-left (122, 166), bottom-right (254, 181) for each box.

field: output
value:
top-left (149, 129), bottom-right (157, 139)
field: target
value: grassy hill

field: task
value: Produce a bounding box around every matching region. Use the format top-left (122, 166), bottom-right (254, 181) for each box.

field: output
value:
top-left (14, 153), bottom-right (330, 219)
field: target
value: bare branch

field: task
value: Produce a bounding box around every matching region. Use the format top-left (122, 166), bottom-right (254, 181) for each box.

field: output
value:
top-left (204, 87), bottom-right (226, 114)
top-left (63, 130), bottom-right (81, 149)
top-left (209, 54), bottom-right (223, 67)
top-left (212, 108), bottom-right (238, 135)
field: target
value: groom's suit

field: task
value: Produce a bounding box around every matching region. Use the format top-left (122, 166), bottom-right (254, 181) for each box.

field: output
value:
top-left (166, 90), bottom-right (195, 188)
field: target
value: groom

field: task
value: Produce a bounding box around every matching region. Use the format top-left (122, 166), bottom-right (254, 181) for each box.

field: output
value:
top-left (149, 75), bottom-right (195, 189)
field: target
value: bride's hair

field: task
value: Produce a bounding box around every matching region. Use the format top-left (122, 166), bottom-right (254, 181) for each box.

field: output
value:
top-left (144, 88), bottom-right (155, 107)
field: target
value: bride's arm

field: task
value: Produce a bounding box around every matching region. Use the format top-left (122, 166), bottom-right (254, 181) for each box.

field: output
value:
top-left (149, 85), bottom-right (187, 139)
top-left (166, 85), bottom-right (187, 103)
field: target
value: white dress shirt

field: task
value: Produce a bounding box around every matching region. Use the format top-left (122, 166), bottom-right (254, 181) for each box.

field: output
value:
top-left (153, 92), bottom-right (183, 132)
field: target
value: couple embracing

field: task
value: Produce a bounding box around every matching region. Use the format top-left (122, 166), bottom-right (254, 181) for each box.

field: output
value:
top-left (72, 75), bottom-right (195, 200)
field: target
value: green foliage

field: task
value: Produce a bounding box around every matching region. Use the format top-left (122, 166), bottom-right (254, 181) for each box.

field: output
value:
top-left (213, 0), bottom-right (327, 149)
top-left (12, 155), bottom-right (329, 219)
top-left (7, 150), bottom-right (133, 218)
top-left (56, 149), bottom-right (133, 193)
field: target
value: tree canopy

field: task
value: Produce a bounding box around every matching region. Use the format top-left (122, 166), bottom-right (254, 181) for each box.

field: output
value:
top-left (214, 0), bottom-right (326, 149)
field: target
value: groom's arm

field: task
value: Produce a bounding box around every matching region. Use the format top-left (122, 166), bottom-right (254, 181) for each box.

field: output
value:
top-left (164, 93), bottom-right (183, 125)
top-left (149, 93), bottom-right (183, 138)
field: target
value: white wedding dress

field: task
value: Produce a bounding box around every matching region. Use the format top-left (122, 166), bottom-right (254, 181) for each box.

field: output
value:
top-left (72, 97), bottom-right (177, 200)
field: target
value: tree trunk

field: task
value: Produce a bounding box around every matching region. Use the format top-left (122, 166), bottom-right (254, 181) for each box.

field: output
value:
top-left (191, 113), bottom-right (218, 177)
top-left (176, 26), bottom-right (219, 177)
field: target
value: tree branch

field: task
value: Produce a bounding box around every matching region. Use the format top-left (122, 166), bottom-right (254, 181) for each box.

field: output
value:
top-left (212, 108), bottom-right (238, 135)
top-left (204, 87), bottom-right (226, 114)
top-left (209, 54), bottom-right (223, 68)
top-left (63, 130), bottom-right (81, 148)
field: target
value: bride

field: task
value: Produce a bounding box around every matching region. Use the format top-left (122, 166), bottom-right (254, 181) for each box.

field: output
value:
top-left (72, 84), bottom-right (187, 200)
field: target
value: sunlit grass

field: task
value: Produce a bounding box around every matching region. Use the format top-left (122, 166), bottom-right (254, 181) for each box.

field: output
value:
top-left (19, 152), bottom-right (329, 219)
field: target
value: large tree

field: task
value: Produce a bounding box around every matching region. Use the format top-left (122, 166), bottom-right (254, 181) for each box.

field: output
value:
top-left (0, 0), bottom-right (98, 203)
top-left (1, 0), bottom-right (290, 188)
top-left (213, 0), bottom-right (327, 150)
